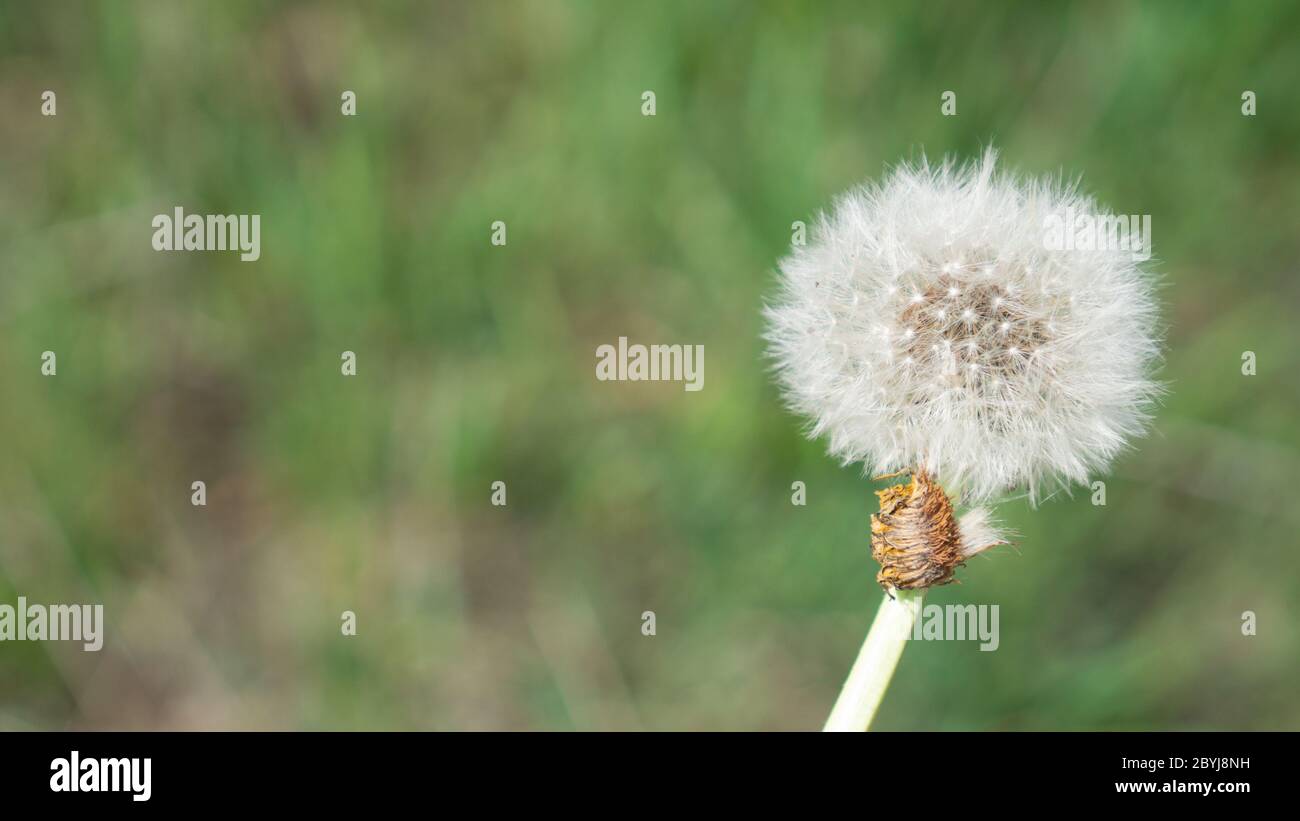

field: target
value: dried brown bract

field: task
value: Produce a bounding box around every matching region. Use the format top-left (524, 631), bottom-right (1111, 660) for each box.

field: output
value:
top-left (870, 469), bottom-right (1005, 592)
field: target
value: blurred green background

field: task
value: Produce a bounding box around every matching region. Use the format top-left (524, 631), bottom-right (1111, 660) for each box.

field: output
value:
top-left (1, 0), bottom-right (1297, 730)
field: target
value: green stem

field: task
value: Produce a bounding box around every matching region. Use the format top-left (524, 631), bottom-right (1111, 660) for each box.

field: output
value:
top-left (823, 589), bottom-right (925, 731)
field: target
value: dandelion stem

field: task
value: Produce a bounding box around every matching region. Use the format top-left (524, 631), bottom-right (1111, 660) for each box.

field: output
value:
top-left (823, 589), bottom-right (925, 731)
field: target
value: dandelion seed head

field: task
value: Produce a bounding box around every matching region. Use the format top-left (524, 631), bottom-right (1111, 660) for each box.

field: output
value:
top-left (765, 149), bottom-right (1161, 503)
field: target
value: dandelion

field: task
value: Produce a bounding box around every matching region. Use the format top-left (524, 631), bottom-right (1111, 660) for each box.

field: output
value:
top-left (764, 149), bottom-right (1161, 730)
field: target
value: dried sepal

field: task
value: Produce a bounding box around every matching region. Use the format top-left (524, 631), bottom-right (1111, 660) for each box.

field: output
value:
top-left (870, 468), bottom-right (1007, 591)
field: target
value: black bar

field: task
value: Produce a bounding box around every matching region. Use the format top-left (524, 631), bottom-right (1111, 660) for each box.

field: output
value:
top-left (3, 731), bottom-right (1280, 807)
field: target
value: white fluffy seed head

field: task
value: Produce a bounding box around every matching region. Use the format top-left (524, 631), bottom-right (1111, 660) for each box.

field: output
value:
top-left (765, 149), bottom-right (1161, 503)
